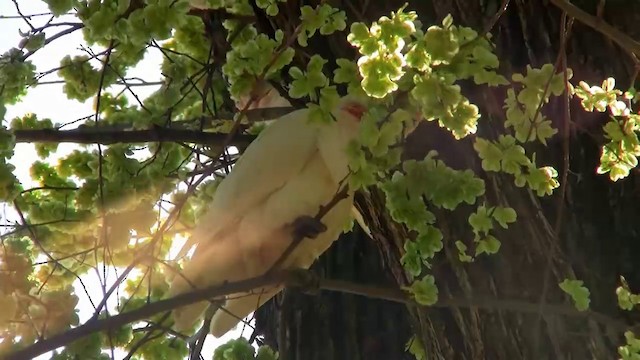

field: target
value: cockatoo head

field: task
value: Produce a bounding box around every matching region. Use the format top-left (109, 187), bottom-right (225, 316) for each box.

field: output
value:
top-left (338, 97), bottom-right (368, 121)
top-left (235, 81), bottom-right (292, 110)
top-left (235, 80), bottom-right (369, 119)
top-left (330, 95), bottom-right (369, 136)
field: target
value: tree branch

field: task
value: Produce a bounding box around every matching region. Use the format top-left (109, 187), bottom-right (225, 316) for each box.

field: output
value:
top-left (550, 0), bottom-right (640, 56)
top-left (13, 127), bottom-right (256, 146)
top-left (12, 106), bottom-right (301, 146)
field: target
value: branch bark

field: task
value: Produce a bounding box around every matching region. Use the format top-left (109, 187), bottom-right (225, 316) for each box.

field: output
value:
top-left (12, 106), bottom-right (301, 146)
top-left (550, 0), bottom-right (640, 56)
top-left (13, 127), bottom-right (256, 146)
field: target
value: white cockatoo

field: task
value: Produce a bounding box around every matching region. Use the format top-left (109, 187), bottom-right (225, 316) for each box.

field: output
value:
top-left (169, 87), bottom-right (369, 337)
top-left (235, 81), bottom-right (372, 235)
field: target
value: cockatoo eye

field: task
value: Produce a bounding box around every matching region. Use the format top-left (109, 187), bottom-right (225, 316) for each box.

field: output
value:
top-left (342, 102), bottom-right (367, 121)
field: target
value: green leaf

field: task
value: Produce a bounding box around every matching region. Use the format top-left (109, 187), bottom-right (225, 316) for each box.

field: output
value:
top-left (406, 275), bottom-right (438, 306)
top-left (256, 345), bottom-right (279, 360)
top-left (401, 241), bottom-right (423, 278)
top-left (213, 338), bottom-right (256, 360)
top-left (475, 234), bottom-right (501, 256)
top-left (492, 207), bottom-right (517, 228)
top-left (468, 206), bottom-right (493, 234)
top-left (559, 279), bottom-right (591, 311)
top-left (44, 0), bottom-right (76, 16)
top-left (423, 26), bottom-right (459, 65)
top-left (455, 240), bottom-right (474, 262)
top-left (415, 226), bottom-right (443, 259)
top-left (405, 335), bottom-right (427, 360)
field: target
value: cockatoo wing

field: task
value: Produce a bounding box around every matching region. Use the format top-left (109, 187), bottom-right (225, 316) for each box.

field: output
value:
top-left (185, 108), bottom-right (319, 250)
top-left (351, 206), bottom-right (372, 238)
top-left (209, 286), bottom-right (283, 337)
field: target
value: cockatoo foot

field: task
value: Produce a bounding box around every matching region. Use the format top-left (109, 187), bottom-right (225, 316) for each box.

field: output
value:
top-left (292, 216), bottom-right (327, 239)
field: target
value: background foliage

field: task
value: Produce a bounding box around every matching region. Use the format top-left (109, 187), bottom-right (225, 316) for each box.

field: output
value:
top-left (2, 0), bottom-right (640, 359)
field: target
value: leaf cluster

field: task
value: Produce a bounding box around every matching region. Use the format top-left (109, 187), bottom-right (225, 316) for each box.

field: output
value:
top-left (2, 1), bottom-right (639, 359)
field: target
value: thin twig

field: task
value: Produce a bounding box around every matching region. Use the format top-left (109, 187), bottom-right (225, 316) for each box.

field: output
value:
top-left (532, 13), bottom-right (574, 354)
top-left (266, 184), bottom-right (350, 275)
top-left (188, 306), bottom-right (216, 360)
top-left (479, 0), bottom-right (511, 39)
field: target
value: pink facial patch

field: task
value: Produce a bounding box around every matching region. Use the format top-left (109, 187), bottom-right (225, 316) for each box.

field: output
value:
top-left (342, 102), bottom-right (367, 120)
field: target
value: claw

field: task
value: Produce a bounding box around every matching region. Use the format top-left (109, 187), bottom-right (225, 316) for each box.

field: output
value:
top-left (292, 215), bottom-right (327, 239)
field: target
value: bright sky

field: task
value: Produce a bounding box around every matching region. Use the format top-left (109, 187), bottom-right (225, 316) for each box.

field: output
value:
top-left (0, 2), bottom-right (249, 359)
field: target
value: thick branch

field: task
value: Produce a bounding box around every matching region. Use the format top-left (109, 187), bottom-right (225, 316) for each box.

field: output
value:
top-left (13, 127), bottom-right (256, 146)
top-left (550, 0), bottom-right (640, 56)
top-left (12, 106), bottom-right (300, 145)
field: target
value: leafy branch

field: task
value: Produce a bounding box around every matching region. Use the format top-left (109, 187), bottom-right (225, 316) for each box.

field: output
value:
top-left (6, 268), bottom-right (631, 360)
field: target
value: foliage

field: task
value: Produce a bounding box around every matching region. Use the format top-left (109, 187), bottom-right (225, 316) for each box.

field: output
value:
top-left (405, 335), bottom-right (426, 360)
top-left (617, 276), bottom-right (640, 311)
top-left (558, 279), bottom-right (590, 312)
top-left (0, 1), bottom-right (637, 359)
top-left (573, 77), bottom-right (640, 181)
top-left (213, 338), bottom-right (278, 360)
top-left (620, 331), bottom-right (640, 360)
top-left (615, 277), bottom-right (640, 358)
